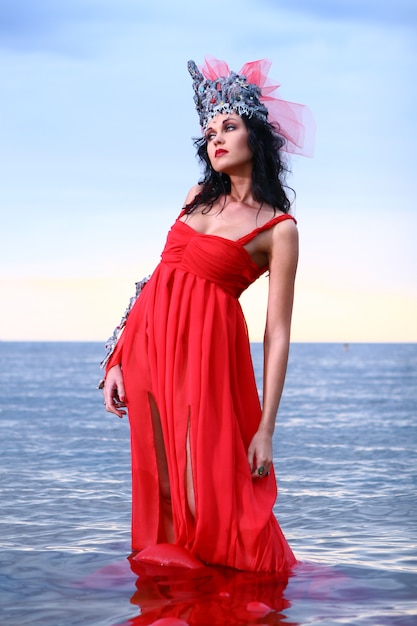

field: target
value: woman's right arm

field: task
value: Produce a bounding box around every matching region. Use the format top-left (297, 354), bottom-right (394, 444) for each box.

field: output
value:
top-left (103, 364), bottom-right (127, 418)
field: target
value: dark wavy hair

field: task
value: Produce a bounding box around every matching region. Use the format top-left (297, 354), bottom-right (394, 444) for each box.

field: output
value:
top-left (184, 114), bottom-right (293, 214)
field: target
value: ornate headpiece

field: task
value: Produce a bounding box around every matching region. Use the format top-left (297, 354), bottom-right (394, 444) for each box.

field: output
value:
top-left (188, 56), bottom-right (315, 157)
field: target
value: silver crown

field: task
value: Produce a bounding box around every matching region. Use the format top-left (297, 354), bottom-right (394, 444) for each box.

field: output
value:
top-left (188, 60), bottom-right (269, 131)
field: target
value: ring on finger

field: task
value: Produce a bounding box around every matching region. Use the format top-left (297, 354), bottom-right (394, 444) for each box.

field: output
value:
top-left (257, 466), bottom-right (265, 476)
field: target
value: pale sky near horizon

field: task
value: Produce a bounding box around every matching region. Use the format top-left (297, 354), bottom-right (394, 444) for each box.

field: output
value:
top-left (1, 0), bottom-right (416, 343)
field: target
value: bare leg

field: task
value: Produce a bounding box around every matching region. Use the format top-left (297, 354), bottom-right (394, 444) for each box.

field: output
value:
top-left (148, 393), bottom-right (174, 543)
top-left (186, 417), bottom-right (196, 519)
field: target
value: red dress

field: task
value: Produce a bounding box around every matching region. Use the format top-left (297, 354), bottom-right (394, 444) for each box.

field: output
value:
top-left (107, 212), bottom-right (297, 572)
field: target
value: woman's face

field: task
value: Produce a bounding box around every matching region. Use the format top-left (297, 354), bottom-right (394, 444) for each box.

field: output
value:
top-left (205, 114), bottom-right (253, 175)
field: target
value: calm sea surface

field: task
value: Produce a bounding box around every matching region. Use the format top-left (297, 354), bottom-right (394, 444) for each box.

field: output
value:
top-left (0, 342), bottom-right (416, 625)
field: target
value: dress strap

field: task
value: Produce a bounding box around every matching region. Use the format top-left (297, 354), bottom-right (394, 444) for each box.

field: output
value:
top-left (238, 214), bottom-right (297, 245)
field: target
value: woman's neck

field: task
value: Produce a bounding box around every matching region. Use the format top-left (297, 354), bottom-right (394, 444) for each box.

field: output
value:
top-left (228, 174), bottom-right (254, 206)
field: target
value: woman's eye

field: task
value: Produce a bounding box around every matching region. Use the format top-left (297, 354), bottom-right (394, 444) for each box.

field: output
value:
top-left (226, 124), bottom-right (236, 131)
top-left (206, 132), bottom-right (215, 141)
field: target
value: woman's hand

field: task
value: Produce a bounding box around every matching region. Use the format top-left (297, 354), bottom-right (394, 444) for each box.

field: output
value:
top-left (248, 428), bottom-right (273, 479)
top-left (103, 364), bottom-right (127, 418)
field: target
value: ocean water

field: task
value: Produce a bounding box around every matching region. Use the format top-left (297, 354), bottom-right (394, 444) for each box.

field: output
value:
top-left (0, 341), bottom-right (416, 625)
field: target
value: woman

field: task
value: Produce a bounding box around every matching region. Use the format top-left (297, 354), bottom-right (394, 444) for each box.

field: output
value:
top-left (102, 57), bottom-right (313, 572)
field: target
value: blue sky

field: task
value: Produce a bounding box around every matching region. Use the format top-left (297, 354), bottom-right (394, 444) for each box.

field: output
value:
top-left (1, 0), bottom-right (416, 341)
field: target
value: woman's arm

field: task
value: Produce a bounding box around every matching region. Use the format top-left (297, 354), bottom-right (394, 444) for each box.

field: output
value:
top-left (103, 364), bottom-right (127, 418)
top-left (248, 219), bottom-right (299, 478)
top-left (102, 333), bottom-right (127, 418)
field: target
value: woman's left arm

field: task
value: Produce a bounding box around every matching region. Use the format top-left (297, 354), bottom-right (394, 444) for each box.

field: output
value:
top-left (248, 219), bottom-right (299, 478)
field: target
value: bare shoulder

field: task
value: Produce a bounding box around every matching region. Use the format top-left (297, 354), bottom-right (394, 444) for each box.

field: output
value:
top-left (267, 216), bottom-right (299, 271)
top-left (267, 215), bottom-right (298, 249)
top-left (274, 214), bottom-right (298, 232)
top-left (183, 183), bottom-right (203, 207)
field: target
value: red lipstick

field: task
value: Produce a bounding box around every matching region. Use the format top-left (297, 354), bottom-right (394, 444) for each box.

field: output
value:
top-left (215, 149), bottom-right (228, 158)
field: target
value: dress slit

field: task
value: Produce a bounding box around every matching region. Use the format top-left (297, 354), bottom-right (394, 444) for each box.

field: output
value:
top-left (148, 392), bottom-right (174, 543)
top-left (185, 411), bottom-right (196, 520)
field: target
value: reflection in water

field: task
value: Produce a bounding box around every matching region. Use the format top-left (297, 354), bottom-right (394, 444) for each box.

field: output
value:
top-left (79, 554), bottom-right (352, 626)
top-left (91, 553), bottom-right (296, 626)
top-left (125, 556), bottom-right (294, 626)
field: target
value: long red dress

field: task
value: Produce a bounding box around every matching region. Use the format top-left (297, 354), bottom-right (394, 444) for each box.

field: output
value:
top-left (107, 212), bottom-right (297, 572)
